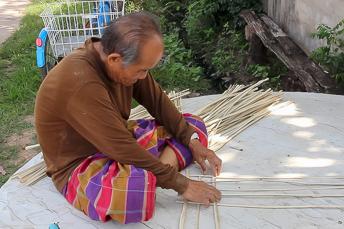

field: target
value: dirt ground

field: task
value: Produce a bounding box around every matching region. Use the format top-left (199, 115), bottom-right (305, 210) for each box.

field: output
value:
top-left (4, 115), bottom-right (40, 167)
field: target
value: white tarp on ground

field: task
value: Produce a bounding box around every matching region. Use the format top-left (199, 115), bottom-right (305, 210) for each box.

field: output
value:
top-left (1, 92), bottom-right (344, 229)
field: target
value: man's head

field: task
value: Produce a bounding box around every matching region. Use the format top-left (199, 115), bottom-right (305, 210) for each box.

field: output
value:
top-left (101, 12), bottom-right (164, 86)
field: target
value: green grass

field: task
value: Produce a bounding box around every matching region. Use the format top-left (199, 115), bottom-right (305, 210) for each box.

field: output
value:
top-left (0, 0), bottom-right (44, 186)
top-left (0, 145), bottom-right (19, 186)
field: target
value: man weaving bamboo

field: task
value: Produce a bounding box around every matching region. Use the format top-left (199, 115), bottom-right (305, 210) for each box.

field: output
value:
top-left (34, 12), bottom-right (222, 224)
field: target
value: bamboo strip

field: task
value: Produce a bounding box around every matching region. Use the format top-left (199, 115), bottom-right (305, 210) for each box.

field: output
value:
top-left (213, 177), bottom-right (220, 229)
top-left (204, 79), bottom-right (268, 118)
top-left (221, 193), bottom-right (344, 198)
top-left (24, 169), bottom-right (46, 185)
top-left (24, 144), bottom-right (40, 150)
top-left (196, 176), bottom-right (201, 229)
top-left (219, 187), bottom-right (344, 192)
top-left (196, 79), bottom-right (283, 152)
top-left (206, 180), bottom-right (344, 186)
top-left (190, 175), bottom-right (344, 180)
top-left (177, 201), bottom-right (344, 209)
top-left (21, 166), bottom-right (46, 184)
top-left (12, 161), bottom-right (45, 179)
top-left (179, 170), bottom-right (189, 229)
top-left (129, 89), bottom-right (190, 120)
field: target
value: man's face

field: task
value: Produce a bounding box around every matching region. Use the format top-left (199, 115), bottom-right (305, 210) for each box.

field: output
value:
top-left (107, 34), bottom-right (164, 86)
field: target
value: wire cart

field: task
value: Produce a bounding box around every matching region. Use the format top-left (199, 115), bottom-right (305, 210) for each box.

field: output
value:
top-left (36, 0), bottom-right (126, 77)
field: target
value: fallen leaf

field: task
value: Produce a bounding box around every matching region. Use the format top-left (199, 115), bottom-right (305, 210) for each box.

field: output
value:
top-left (0, 165), bottom-right (6, 176)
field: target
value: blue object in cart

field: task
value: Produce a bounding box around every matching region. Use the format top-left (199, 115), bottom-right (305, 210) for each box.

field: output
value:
top-left (91, 1), bottom-right (111, 35)
top-left (36, 28), bottom-right (48, 68)
top-left (98, 1), bottom-right (111, 27)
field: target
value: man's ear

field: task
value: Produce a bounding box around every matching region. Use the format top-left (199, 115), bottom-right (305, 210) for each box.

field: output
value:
top-left (107, 53), bottom-right (122, 66)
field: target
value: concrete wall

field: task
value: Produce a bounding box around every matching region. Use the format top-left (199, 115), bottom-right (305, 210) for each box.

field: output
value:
top-left (262, 0), bottom-right (344, 55)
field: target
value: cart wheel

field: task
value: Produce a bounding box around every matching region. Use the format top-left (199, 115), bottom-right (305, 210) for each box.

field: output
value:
top-left (41, 36), bottom-right (58, 78)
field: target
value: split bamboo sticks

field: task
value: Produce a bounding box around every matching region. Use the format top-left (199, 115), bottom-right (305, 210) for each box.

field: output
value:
top-left (218, 187), bottom-right (344, 192)
top-left (190, 174), bottom-right (344, 180)
top-left (213, 177), bottom-right (220, 229)
top-left (179, 170), bottom-right (189, 229)
top-left (178, 174), bottom-right (344, 213)
top-left (11, 160), bottom-right (46, 185)
top-left (129, 89), bottom-right (190, 120)
top-left (177, 201), bottom-right (344, 209)
top-left (195, 79), bottom-right (283, 152)
top-left (24, 144), bottom-right (40, 150)
top-left (196, 176), bottom-right (201, 229)
top-left (180, 174), bottom-right (221, 228)
top-left (220, 193), bottom-right (344, 198)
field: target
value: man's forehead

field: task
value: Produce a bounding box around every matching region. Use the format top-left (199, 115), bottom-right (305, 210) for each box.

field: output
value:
top-left (136, 36), bottom-right (164, 68)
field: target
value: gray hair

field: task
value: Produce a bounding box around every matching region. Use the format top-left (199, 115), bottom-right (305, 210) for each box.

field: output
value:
top-left (101, 11), bottom-right (162, 66)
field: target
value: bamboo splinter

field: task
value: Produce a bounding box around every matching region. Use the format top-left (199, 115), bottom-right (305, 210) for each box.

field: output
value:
top-left (177, 201), bottom-right (344, 209)
top-left (213, 177), bottom-right (220, 229)
top-left (179, 170), bottom-right (189, 229)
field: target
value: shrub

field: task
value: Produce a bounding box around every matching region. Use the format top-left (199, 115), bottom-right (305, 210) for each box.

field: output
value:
top-left (152, 32), bottom-right (211, 92)
top-left (311, 19), bottom-right (344, 86)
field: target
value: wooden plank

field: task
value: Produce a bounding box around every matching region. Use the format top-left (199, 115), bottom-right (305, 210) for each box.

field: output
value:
top-left (240, 10), bottom-right (337, 93)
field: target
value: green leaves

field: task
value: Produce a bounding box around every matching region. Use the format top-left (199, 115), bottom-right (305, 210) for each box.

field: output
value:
top-left (246, 62), bottom-right (286, 90)
top-left (152, 32), bottom-right (210, 92)
top-left (247, 64), bottom-right (270, 79)
top-left (311, 18), bottom-right (344, 86)
top-left (138, 0), bottom-right (264, 89)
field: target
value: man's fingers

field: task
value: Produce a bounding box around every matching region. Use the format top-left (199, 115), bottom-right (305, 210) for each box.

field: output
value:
top-left (198, 160), bottom-right (207, 173)
top-left (206, 156), bottom-right (215, 176)
top-left (204, 200), bottom-right (210, 207)
top-left (208, 193), bottom-right (216, 203)
top-left (208, 153), bottom-right (222, 176)
top-left (203, 183), bottom-right (221, 201)
top-left (216, 159), bottom-right (222, 176)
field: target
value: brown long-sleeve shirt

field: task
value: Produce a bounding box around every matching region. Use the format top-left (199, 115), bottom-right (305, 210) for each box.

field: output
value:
top-left (34, 38), bottom-right (195, 194)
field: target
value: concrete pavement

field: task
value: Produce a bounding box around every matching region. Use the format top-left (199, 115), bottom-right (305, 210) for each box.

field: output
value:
top-left (0, 0), bottom-right (31, 44)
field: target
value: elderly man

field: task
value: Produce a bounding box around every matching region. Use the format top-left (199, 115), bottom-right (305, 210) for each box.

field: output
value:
top-left (35, 12), bottom-right (222, 224)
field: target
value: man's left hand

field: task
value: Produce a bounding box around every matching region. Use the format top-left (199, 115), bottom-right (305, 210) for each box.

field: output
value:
top-left (188, 139), bottom-right (222, 176)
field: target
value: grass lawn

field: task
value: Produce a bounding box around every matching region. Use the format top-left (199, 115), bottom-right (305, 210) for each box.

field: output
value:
top-left (0, 0), bottom-right (44, 186)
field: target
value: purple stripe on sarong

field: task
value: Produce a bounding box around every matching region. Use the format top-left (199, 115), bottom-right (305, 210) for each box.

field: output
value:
top-left (133, 120), bottom-right (156, 140)
top-left (85, 160), bottom-right (111, 220)
top-left (157, 139), bottom-right (165, 150)
top-left (146, 145), bottom-right (159, 157)
top-left (135, 119), bottom-right (147, 127)
top-left (125, 165), bottom-right (145, 223)
top-left (87, 202), bottom-right (99, 220)
top-left (184, 116), bottom-right (208, 135)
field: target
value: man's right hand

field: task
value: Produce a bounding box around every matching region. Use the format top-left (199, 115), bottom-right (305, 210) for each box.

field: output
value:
top-left (182, 179), bottom-right (221, 206)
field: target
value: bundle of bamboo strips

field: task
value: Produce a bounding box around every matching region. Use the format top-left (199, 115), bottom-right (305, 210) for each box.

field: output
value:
top-left (129, 89), bottom-right (190, 120)
top-left (196, 79), bottom-right (283, 152)
top-left (11, 160), bottom-right (46, 185)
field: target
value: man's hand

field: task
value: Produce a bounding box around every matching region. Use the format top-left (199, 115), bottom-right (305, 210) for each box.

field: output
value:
top-left (182, 179), bottom-right (221, 205)
top-left (189, 139), bottom-right (222, 176)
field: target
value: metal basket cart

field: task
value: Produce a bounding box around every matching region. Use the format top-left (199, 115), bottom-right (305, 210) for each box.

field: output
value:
top-left (35, 0), bottom-right (126, 77)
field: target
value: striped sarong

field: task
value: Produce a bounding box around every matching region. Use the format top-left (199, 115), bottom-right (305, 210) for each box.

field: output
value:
top-left (62, 113), bottom-right (208, 224)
